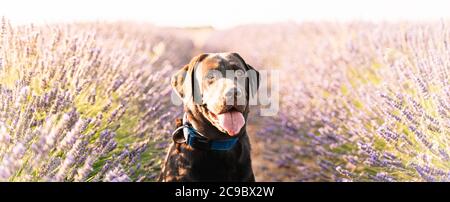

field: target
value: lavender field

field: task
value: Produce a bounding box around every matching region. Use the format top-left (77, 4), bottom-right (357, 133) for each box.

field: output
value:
top-left (0, 19), bottom-right (448, 181)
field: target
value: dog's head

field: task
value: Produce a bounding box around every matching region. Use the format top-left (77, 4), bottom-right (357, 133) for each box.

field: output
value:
top-left (171, 52), bottom-right (260, 137)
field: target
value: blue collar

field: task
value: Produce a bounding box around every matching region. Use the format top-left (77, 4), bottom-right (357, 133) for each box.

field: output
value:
top-left (171, 113), bottom-right (239, 151)
top-left (184, 125), bottom-right (239, 151)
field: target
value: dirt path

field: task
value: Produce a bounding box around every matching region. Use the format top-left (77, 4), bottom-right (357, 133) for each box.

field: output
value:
top-left (246, 113), bottom-right (300, 181)
top-left (246, 119), bottom-right (280, 181)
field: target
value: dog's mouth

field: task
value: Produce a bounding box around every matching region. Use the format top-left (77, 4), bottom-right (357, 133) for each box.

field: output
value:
top-left (206, 107), bottom-right (245, 136)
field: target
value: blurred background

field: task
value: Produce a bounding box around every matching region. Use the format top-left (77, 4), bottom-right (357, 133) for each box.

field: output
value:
top-left (0, 0), bottom-right (448, 182)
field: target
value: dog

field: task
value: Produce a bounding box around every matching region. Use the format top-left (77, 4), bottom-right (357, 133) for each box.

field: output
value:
top-left (159, 52), bottom-right (260, 182)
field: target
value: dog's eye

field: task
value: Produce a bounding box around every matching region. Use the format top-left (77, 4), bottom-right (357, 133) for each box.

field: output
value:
top-left (206, 73), bottom-right (216, 81)
top-left (235, 70), bottom-right (245, 78)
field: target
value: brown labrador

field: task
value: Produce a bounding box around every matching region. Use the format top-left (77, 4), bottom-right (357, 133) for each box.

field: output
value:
top-left (159, 52), bottom-right (260, 182)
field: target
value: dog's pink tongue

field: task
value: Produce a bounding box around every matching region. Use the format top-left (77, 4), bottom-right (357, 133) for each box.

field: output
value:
top-left (217, 111), bottom-right (245, 136)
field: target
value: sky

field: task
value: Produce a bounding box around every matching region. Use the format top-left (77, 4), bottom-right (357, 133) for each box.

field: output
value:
top-left (0, 0), bottom-right (450, 28)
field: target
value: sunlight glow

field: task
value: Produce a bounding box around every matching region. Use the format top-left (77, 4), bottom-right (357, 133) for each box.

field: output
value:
top-left (1, 0), bottom-right (450, 28)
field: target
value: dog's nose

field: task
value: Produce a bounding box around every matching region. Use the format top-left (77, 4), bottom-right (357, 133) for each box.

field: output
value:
top-left (225, 88), bottom-right (243, 98)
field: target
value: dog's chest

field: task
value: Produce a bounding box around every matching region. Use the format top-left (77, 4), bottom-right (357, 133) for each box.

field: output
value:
top-left (164, 142), bottom-right (250, 181)
top-left (189, 151), bottom-right (241, 181)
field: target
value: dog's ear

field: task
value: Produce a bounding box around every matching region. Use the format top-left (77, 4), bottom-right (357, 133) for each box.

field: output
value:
top-left (246, 63), bottom-right (260, 98)
top-left (171, 53), bottom-right (208, 101)
top-left (171, 64), bottom-right (189, 99)
top-left (231, 53), bottom-right (260, 98)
